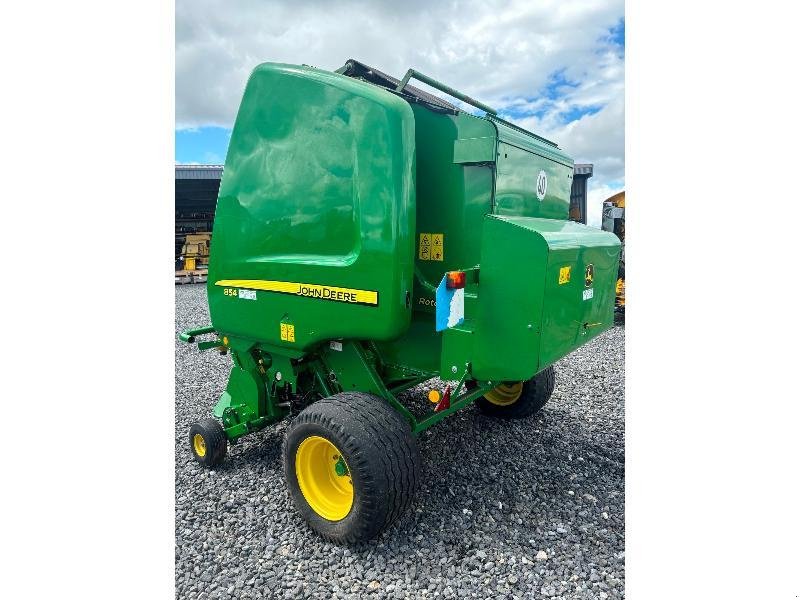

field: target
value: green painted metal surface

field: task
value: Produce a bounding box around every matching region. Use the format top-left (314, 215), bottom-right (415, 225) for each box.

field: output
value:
top-left (207, 63), bottom-right (416, 351)
top-left (180, 60), bottom-right (621, 440)
top-left (494, 140), bottom-right (574, 220)
top-left (408, 106), bottom-right (494, 311)
top-left (395, 68), bottom-right (497, 115)
top-left (472, 215), bottom-right (620, 382)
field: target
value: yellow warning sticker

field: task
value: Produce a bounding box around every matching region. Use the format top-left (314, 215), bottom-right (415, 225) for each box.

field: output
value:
top-left (431, 234), bottom-right (444, 261)
top-left (419, 233), bottom-right (444, 261)
top-left (280, 323), bottom-right (295, 342)
top-left (559, 266), bottom-right (571, 285)
top-left (419, 233), bottom-right (431, 260)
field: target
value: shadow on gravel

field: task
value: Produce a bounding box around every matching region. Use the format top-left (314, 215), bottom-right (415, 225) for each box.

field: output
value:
top-left (230, 431), bottom-right (284, 467)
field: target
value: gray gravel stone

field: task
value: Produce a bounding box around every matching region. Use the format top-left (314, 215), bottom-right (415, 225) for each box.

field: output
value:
top-left (175, 284), bottom-right (625, 599)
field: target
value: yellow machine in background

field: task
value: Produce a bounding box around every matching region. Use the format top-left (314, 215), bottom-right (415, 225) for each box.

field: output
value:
top-left (602, 191), bottom-right (625, 311)
top-left (180, 233), bottom-right (211, 271)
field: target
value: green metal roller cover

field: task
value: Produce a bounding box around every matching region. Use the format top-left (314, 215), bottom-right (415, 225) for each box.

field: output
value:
top-left (471, 215), bottom-right (621, 382)
top-left (207, 63), bottom-right (417, 350)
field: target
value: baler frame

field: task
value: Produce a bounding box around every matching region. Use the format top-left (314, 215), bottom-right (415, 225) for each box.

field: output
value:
top-left (181, 325), bottom-right (494, 438)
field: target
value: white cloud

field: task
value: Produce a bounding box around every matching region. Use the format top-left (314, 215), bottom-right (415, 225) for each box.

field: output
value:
top-left (586, 182), bottom-right (623, 229)
top-left (177, 0), bottom-right (624, 197)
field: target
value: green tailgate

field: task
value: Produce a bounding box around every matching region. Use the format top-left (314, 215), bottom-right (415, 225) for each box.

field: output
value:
top-left (207, 63), bottom-right (416, 350)
top-left (472, 215), bottom-right (621, 382)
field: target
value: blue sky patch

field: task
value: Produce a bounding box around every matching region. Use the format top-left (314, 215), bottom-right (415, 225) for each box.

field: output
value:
top-left (175, 127), bottom-right (231, 164)
top-left (560, 104), bottom-right (603, 123)
top-left (543, 69), bottom-right (581, 100)
top-left (608, 18), bottom-right (625, 49)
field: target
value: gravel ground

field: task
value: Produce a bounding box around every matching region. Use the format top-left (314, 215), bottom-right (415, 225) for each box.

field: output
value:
top-left (176, 284), bottom-right (625, 599)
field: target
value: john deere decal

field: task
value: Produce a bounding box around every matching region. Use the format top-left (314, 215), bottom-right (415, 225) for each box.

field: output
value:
top-left (216, 280), bottom-right (378, 306)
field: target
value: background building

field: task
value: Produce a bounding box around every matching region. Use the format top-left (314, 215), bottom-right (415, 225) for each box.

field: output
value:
top-left (571, 163), bottom-right (593, 224)
top-left (175, 165), bottom-right (222, 263)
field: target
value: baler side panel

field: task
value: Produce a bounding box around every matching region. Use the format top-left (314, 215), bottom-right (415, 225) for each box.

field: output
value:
top-left (207, 64), bottom-right (416, 351)
top-left (409, 106), bottom-right (496, 315)
top-left (537, 225), bottom-right (621, 369)
top-left (471, 216), bottom-right (620, 383)
top-left (494, 142), bottom-right (573, 220)
top-left (471, 217), bottom-right (548, 382)
top-left (376, 106), bottom-right (495, 378)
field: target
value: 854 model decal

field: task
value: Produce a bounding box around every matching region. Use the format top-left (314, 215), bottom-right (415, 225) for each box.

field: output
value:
top-left (216, 279), bottom-right (379, 306)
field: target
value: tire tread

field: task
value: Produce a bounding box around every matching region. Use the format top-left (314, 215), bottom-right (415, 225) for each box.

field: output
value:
top-left (475, 366), bottom-right (556, 419)
top-left (283, 392), bottom-right (421, 544)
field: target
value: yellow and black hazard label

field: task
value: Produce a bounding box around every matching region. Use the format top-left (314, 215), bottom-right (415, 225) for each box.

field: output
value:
top-left (559, 266), bottom-right (571, 285)
top-left (419, 233), bottom-right (444, 261)
top-left (584, 264), bottom-right (594, 287)
top-left (280, 322), bottom-right (296, 342)
top-left (215, 280), bottom-right (378, 306)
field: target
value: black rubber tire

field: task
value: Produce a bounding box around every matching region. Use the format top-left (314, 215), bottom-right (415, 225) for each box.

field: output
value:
top-left (283, 392), bottom-right (421, 544)
top-left (188, 419), bottom-right (228, 467)
top-left (471, 366), bottom-right (556, 419)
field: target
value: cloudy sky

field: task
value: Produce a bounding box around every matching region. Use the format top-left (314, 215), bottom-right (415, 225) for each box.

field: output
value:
top-left (176, 0), bottom-right (624, 227)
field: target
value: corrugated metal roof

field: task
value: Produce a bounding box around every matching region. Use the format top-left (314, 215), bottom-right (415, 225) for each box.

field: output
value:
top-left (573, 164), bottom-right (593, 177)
top-left (175, 165), bottom-right (224, 180)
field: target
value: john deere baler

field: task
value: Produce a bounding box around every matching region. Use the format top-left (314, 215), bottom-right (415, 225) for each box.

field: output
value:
top-left (181, 60), bottom-right (620, 543)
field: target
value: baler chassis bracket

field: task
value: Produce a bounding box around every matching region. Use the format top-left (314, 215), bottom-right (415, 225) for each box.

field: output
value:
top-left (318, 340), bottom-right (493, 435)
top-left (180, 328), bottom-right (495, 441)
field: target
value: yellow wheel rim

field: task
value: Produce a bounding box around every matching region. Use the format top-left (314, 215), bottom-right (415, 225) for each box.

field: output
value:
top-left (295, 435), bottom-right (354, 521)
top-left (484, 382), bottom-right (523, 406)
top-left (193, 433), bottom-right (206, 457)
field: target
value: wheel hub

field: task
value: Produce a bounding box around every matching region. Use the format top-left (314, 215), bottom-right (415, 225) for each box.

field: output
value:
top-left (193, 433), bottom-right (206, 457)
top-left (295, 436), bottom-right (354, 521)
top-left (484, 382), bottom-right (523, 406)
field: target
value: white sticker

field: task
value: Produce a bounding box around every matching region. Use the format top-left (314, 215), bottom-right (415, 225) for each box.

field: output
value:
top-left (536, 170), bottom-right (547, 201)
top-left (583, 288), bottom-right (594, 301)
top-left (239, 289), bottom-right (257, 300)
top-left (330, 341), bottom-right (343, 351)
top-left (447, 288), bottom-right (465, 328)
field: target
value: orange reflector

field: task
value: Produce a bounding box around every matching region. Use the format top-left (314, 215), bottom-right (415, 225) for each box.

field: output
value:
top-left (446, 271), bottom-right (466, 289)
top-left (428, 389), bottom-right (441, 404)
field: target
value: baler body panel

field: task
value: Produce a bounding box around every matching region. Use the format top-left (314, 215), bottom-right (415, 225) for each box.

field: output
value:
top-left (471, 216), bottom-right (621, 382)
top-left (494, 142), bottom-right (573, 220)
top-left (492, 119), bottom-right (574, 221)
top-left (207, 64), bottom-right (416, 350)
top-left (374, 106), bottom-right (496, 378)
top-left (408, 106), bottom-right (495, 310)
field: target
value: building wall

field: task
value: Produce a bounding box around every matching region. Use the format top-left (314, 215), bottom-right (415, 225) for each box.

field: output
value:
top-left (570, 175), bottom-right (588, 224)
top-left (175, 166), bottom-right (222, 260)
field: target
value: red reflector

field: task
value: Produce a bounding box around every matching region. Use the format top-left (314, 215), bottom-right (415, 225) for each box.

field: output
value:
top-left (446, 271), bottom-right (466, 289)
top-left (434, 385), bottom-right (451, 412)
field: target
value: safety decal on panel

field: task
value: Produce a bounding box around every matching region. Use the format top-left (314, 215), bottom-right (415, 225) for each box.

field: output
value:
top-left (280, 323), bottom-right (295, 343)
top-left (559, 266), bottom-right (571, 285)
top-left (584, 264), bottom-right (595, 287)
top-left (419, 233), bottom-right (444, 261)
top-left (215, 280), bottom-right (378, 306)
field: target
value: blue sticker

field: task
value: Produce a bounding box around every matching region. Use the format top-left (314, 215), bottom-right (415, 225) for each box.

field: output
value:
top-left (435, 275), bottom-right (465, 332)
